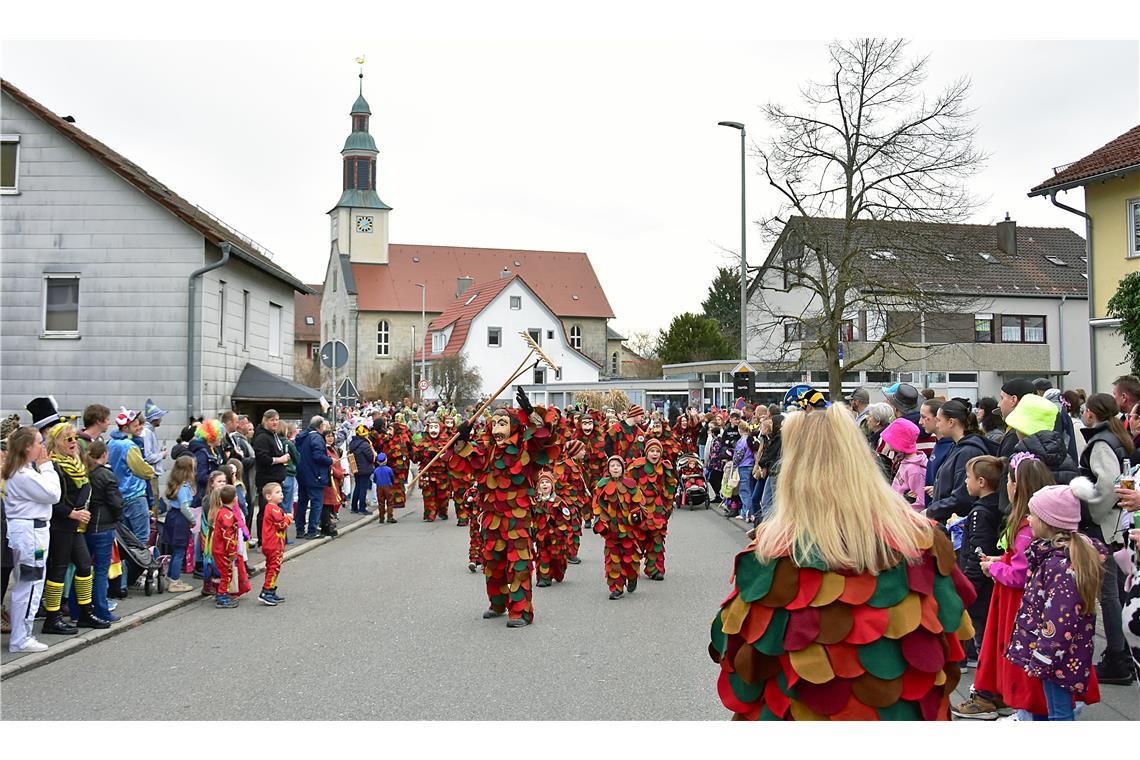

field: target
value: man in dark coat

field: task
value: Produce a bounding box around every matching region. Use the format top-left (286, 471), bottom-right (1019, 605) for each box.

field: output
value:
top-left (294, 416), bottom-right (332, 539)
top-left (252, 409), bottom-right (290, 542)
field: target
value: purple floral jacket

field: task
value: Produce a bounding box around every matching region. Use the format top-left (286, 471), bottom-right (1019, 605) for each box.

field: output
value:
top-left (1006, 535), bottom-right (1108, 694)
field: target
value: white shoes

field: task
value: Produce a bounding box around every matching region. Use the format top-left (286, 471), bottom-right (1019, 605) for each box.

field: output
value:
top-left (10, 637), bottom-right (49, 653)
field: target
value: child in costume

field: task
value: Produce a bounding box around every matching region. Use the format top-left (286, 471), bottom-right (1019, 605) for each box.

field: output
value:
top-left (577, 412), bottom-right (608, 528)
top-left (450, 388), bottom-right (561, 627)
top-left (211, 484), bottom-right (248, 609)
top-left (225, 460), bottom-right (252, 567)
top-left (258, 482), bottom-right (291, 606)
top-left (629, 438), bottom-right (677, 581)
top-left (371, 452), bottom-right (397, 524)
top-left (197, 469), bottom-right (228, 596)
top-left (534, 470), bottom-right (574, 587)
top-left (555, 439), bottom-right (590, 564)
top-left (591, 455), bottom-right (647, 600)
top-left (462, 484), bottom-right (483, 573)
top-left (608, 405), bottom-right (647, 462)
top-left (411, 416), bottom-right (451, 521)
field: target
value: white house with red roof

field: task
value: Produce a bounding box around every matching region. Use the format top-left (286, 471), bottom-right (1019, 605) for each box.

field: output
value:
top-left (319, 77), bottom-right (616, 400)
top-left (420, 274), bottom-right (600, 399)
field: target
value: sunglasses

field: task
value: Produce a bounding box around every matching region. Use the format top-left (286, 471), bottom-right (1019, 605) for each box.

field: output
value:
top-left (60, 435), bottom-right (78, 443)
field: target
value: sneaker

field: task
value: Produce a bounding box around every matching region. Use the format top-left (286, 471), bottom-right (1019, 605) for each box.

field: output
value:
top-left (387, 517), bottom-right (398, 524)
top-left (268, 590), bottom-right (285, 603)
top-left (609, 590), bottom-right (624, 600)
top-left (9, 637), bottom-right (49, 653)
top-left (167, 580), bottom-right (194, 593)
top-left (506, 618), bottom-right (529, 628)
top-left (965, 656), bottom-right (979, 669)
top-left (107, 600), bottom-right (118, 612)
top-left (1094, 651), bottom-right (1138, 685)
top-left (215, 595), bottom-right (239, 609)
top-left (567, 556), bottom-right (581, 565)
top-left (951, 694), bottom-right (999, 720)
top-left (258, 590), bottom-right (278, 606)
top-left (468, 561), bottom-right (478, 573)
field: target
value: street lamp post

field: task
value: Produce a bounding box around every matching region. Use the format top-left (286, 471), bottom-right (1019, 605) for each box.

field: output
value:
top-left (415, 283), bottom-right (426, 400)
top-left (717, 120), bottom-right (747, 361)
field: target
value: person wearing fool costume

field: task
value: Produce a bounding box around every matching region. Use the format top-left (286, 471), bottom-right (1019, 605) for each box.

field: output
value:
top-left (591, 455), bottom-right (647, 600)
top-left (645, 417), bottom-right (680, 464)
top-left (444, 415), bottom-right (475, 526)
top-left (41, 423), bottom-right (111, 634)
top-left (577, 412), bottom-right (608, 497)
top-left (553, 439), bottom-right (589, 563)
top-left (629, 438), bottom-right (677, 581)
top-left (462, 484), bottom-right (484, 573)
top-left (450, 387), bottom-right (561, 627)
top-left (533, 469), bottom-right (574, 586)
top-left (411, 415), bottom-right (451, 521)
top-left (377, 414), bottom-right (411, 510)
top-left (607, 405), bottom-right (648, 463)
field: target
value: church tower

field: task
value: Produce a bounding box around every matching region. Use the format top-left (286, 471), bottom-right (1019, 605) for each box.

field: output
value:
top-left (329, 71), bottom-right (391, 264)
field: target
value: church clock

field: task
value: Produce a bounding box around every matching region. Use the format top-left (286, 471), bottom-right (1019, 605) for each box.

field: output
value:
top-left (356, 215), bottom-right (374, 233)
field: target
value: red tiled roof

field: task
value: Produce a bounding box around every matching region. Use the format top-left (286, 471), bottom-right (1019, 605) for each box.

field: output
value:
top-left (422, 275), bottom-right (518, 358)
top-left (350, 244), bottom-right (614, 319)
top-left (1030, 124), bottom-right (1140, 195)
top-left (294, 285), bottom-right (323, 342)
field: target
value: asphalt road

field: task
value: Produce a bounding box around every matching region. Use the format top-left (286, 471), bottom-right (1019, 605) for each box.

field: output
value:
top-left (1, 495), bottom-right (747, 721)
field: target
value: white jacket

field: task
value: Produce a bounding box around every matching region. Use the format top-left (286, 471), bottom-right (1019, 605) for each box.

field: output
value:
top-left (3, 462), bottom-right (62, 520)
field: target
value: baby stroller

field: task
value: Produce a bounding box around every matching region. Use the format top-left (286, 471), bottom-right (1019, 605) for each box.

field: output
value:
top-left (676, 454), bottom-right (710, 510)
top-left (115, 521), bottom-right (167, 597)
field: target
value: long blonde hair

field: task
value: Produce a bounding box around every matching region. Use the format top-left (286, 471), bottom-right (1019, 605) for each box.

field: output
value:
top-left (753, 403), bottom-right (932, 574)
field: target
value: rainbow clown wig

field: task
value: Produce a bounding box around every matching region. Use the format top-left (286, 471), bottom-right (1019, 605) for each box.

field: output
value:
top-left (195, 418), bottom-right (224, 446)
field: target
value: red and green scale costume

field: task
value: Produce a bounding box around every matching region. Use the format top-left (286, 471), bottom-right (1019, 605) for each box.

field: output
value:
top-left (411, 431), bottom-right (452, 521)
top-left (449, 406), bottom-right (561, 623)
top-left (607, 419), bottom-right (647, 462)
top-left (576, 413), bottom-right (609, 489)
top-left (533, 492), bottom-right (574, 584)
top-left (374, 423), bottom-right (411, 509)
top-left (461, 484), bottom-right (483, 566)
top-left (553, 454), bottom-right (590, 559)
top-left (629, 455), bottom-right (677, 579)
top-left (591, 474), bottom-right (647, 593)
top-left (708, 529), bottom-right (977, 720)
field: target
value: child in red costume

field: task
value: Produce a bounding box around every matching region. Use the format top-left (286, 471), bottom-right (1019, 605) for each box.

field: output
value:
top-left (450, 388), bottom-right (561, 627)
top-left (534, 470), bottom-right (574, 587)
top-left (608, 405), bottom-right (647, 462)
top-left (258, 482), bottom-right (292, 606)
top-left (629, 438), bottom-right (678, 580)
top-left (211, 485), bottom-right (248, 609)
top-left (577, 412), bottom-right (608, 528)
top-left (554, 439), bottom-right (590, 564)
top-left (412, 416), bottom-right (451, 521)
top-left (462, 485), bottom-right (483, 573)
top-left (373, 417), bottom-right (410, 510)
top-left (592, 455), bottom-right (647, 600)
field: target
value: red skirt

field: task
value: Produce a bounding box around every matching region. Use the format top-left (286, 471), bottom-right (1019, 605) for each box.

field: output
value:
top-left (973, 581), bottom-right (1099, 713)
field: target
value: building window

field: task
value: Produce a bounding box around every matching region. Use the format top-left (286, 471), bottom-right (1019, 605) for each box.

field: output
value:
top-left (546, 329), bottom-right (554, 340)
top-left (569, 324), bottom-right (582, 350)
top-left (310, 342), bottom-right (320, 360)
top-left (528, 328), bottom-right (541, 345)
top-left (974, 314), bottom-right (994, 343)
top-left (376, 320), bottom-right (389, 356)
top-left (949, 372), bottom-right (978, 383)
top-left (432, 332), bottom-right (446, 354)
top-left (268, 302), bottom-right (282, 357)
top-left (1000, 315), bottom-right (1046, 344)
top-left (43, 275), bottom-right (79, 334)
top-left (488, 327), bottom-right (502, 347)
top-left (217, 280), bottom-right (226, 345)
top-left (242, 290), bottom-right (251, 350)
top-left (353, 115), bottom-right (368, 132)
top-left (332, 269), bottom-right (337, 292)
top-left (865, 371), bottom-right (892, 384)
top-left (534, 367), bottom-right (546, 384)
top-left (839, 320), bottom-right (856, 342)
top-left (611, 352), bottom-right (619, 375)
top-left (1, 135), bottom-right (19, 194)
top-left (509, 295), bottom-right (522, 310)
top-left (1130, 198), bottom-right (1140, 258)
top-left (783, 322), bottom-right (803, 341)
top-left (305, 315), bottom-right (315, 325)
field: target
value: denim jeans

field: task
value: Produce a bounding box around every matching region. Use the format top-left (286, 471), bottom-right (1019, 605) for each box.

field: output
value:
top-left (122, 494), bottom-right (151, 546)
top-left (760, 474), bottom-right (777, 519)
top-left (84, 528), bottom-right (116, 619)
top-left (295, 483), bottom-right (323, 535)
top-left (737, 467), bottom-right (755, 519)
top-left (1033, 679), bottom-right (1075, 721)
top-left (351, 476), bottom-right (370, 512)
top-left (282, 476), bottom-right (296, 516)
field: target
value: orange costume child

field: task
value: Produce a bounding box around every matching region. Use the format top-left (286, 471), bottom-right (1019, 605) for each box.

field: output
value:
top-left (577, 413), bottom-right (608, 522)
top-left (212, 488), bottom-right (250, 608)
top-left (629, 438), bottom-right (678, 581)
top-left (449, 388), bottom-right (561, 627)
top-left (412, 416), bottom-right (452, 521)
top-left (461, 484), bottom-right (483, 573)
top-left (533, 470), bottom-right (575, 587)
top-left (591, 455), bottom-right (647, 600)
top-left (259, 486), bottom-right (293, 606)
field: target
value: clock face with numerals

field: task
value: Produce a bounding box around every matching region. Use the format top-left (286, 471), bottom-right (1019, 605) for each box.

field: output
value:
top-left (356, 215), bottom-right (374, 233)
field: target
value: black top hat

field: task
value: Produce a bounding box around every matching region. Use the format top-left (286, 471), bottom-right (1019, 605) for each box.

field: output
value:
top-left (26, 396), bottom-right (61, 430)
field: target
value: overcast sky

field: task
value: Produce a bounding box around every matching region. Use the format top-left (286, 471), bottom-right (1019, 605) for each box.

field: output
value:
top-left (2, 39), bottom-right (1136, 336)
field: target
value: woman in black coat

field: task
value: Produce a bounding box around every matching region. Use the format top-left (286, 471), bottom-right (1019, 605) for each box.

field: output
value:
top-left (925, 400), bottom-right (990, 523)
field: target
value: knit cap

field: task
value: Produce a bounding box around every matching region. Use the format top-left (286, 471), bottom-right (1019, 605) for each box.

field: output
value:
top-left (1004, 393), bottom-right (1058, 436)
top-left (143, 398), bottom-right (167, 423)
top-left (880, 418), bottom-right (920, 454)
top-left (626, 405), bottom-right (645, 419)
top-left (645, 438), bottom-right (663, 454)
top-left (1028, 477), bottom-right (1094, 531)
top-left (115, 406), bottom-right (140, 428)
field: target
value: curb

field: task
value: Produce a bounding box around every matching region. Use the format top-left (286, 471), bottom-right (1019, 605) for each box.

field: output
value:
top-left (1, 511), bottom-right (379, 681)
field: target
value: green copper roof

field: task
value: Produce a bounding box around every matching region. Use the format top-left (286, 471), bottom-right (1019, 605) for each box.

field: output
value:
top-left (342, 131), bottom-right (378, 152)
top-left (331, 189), bottom-right (392, 212)
top-left (351, 94), bottom-right (371, 115)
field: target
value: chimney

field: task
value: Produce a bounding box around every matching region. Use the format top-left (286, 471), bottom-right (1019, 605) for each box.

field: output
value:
top-left (499, 266), bottom-right (510, 280)
top-left (997, 213), bottom-right (1017, 256)
top-left (456, 276), bottom-right (474, 298)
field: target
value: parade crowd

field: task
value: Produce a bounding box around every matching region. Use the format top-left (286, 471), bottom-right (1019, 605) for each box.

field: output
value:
top-left (2, 374), bottom-right (1139, 722)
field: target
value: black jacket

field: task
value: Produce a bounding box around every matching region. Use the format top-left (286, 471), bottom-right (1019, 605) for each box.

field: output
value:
top-left (957, 492), bottom-right (1001, 589)
top-left (757, 432), bottom-right (781, 474)
top-left (927, 433), bottom-right (990, 523)
top-left (252, 425), bottom-right (287, 486)
top-left (51, 468), bottom-right (92, 533)
top-left (1014, 431), bottom-right (1079, 485)
top-left (87, 464), bottom-right (124, 533)
top-left (348, 435), bottom-right (377, 478)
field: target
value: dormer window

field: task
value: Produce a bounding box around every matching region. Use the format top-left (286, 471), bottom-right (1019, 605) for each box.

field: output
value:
top-left (1044, 255), bottom-right (1068, 266)
top-left (432, 332), bottom-right (446, 353)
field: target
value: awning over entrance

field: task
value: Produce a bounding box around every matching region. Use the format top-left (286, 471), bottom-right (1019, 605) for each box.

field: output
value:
top-left (230, 363), bottom-right (325, 424)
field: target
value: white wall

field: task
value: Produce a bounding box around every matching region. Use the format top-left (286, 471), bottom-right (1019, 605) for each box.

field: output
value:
top-left (457, 279), bottom-right (599, 398)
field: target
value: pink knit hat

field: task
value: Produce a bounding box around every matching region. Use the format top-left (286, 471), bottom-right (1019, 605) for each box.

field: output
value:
top-left (880, 418), bottom-right (920, 455)
top-left (1028, 477), bottom-right (1095, 531)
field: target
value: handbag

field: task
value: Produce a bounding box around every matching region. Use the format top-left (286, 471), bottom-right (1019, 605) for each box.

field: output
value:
top-left (721, 465), bottom-right (740, 499)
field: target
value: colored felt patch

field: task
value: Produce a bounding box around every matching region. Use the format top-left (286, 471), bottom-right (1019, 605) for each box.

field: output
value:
top-left (825, 642), bottom-right (865, 679)
top-left (851, 672), bottom-right (903, 708)
top-left (858, 639), bottom-right (907, 681)
top-left (788, 700), bottom-right (827, 721)
top-left (846, 604), bottom-right (889, 645)
top-left (931, 573), bottom-right (964, 632)
top-left (866, 562), bottom-right (909, 608)
top-left (788, 643), bottom-right (834, 684)
top-left (883, 592), bottom-right (922, 639)
top-left (900, 668), bottom-right (937, 701)
top-left (876, 700), bottom-right (921, 721)
top-left (760, 558), bottom-right (800, 607)
top-left (763, 677), bottom-right (791, 717)
top-left (931, 531), bottom-right (957, 576)
top-left (954, 609), bottom-right (975, 641)
top-left (783, 607), bottom-right (821, 651)
top-left (741, 603), bottom-right (775, 644)
top-left (951, 565), bottom-right (978, 609)
top-left (816, 604), bottom-right (854, 645)
top-left (754, 608), bottom-right (789, 656)
top-left (729, 671), bottom-right (763, 703)
top-left (786, 568), bottom-right (823, 610)
top-left (919, 593), bottom-right (944, 634)
top-left (837, 573), bottom-right (876, 605)
top-left (710, 615), bottom-right (727, 655)
top-left (810, 572), bottom-right (846, 607)
top-left (906, 554), bottom-right (935, 596)
top-left (900, 629), bottom-right (946, 673)
top-left (721, 594), bottom-right (750, 635)
top-left (717, 668), bottom-right (751, 714)
top-left (833, 697), bottom-right (879, 721)
top-left (795, 677), bottom-right (852, 716)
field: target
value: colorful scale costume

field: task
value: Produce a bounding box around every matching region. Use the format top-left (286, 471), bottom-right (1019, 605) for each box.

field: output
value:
top-left (553, 445), bottom-right (590, 559)
top-left (608, 419), bottom-right (647, 462)
top-left (629, 450), bottom-right (677, 579)
top-left (412, 427), bottom-right (452, 521)
top-left (591, 468), bottom-right (647, 594)
top-left (374, 422), bottom-right (411, 509)
top-left (533, 473), bottom-right (575, 585)
top-left (461, 485), bottom-right (483, 569)
top-left (709, 529), bottom-right (977, 720)
top-left (450, 405), bottom-right (561, 623)
top-left (577, 413), bottom-right (609, 490)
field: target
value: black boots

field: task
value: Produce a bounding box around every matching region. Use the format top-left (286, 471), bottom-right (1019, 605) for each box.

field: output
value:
top-left (506, 617), bottom-right (529, 628)
top-left (76, 605), bottom-right (112, 629)
top-left (41, 612), bottom-right (79, 636)
top-left (609, 590), bottom-right (624, 600)
top-left (536, 578), bottom-right (552, 587)
top-left (1095, 650), bottom-right (1138, 685)
top-left (627, 577), bottom-right (638, 594)
top-left (482, 608), bottom-right (505, 619)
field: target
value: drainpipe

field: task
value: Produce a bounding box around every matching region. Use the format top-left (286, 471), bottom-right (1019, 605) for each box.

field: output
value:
top-left (1046, 192), bottom-right (1094, 391)
top-left (1058, 295), bottom-right (1066, 391)
top-left (187, 241), bottom-right (232, 420)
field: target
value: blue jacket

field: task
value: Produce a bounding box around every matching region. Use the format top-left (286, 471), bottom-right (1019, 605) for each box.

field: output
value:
top-left (372, 466), bottom-right (396, 488)
top-left (348, 435), bottom-right (376, 478)
top-left (107, 430), bottom-right (147, 502)
top-left (925, 437), bottom-right (955, 487)
top-left (295, 426), bottom-right (332, 489)
top-left (188, 438), bottom-right (224, 507)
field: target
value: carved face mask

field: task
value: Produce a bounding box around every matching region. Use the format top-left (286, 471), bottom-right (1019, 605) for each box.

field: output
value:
top-left (581, 419), bottom-right (594, 434)
top-left (427, 421), bottom-right (441, 438)
top-left (491, 412), bottom-right (512, 444)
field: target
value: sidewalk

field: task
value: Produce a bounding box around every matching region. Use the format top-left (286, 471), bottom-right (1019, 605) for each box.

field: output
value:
top-left (713, 508), bottom-right (1139, 721)
top-left (1, 503), bottom-right (388, 679)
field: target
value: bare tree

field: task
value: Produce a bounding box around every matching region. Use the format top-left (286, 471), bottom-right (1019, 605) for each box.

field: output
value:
top-left (752, 39), bottom-right (988, 399)
top-left (294, 354), bottom-right (322, 390)
top-left (433, 353), bottom-right (483, 405)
